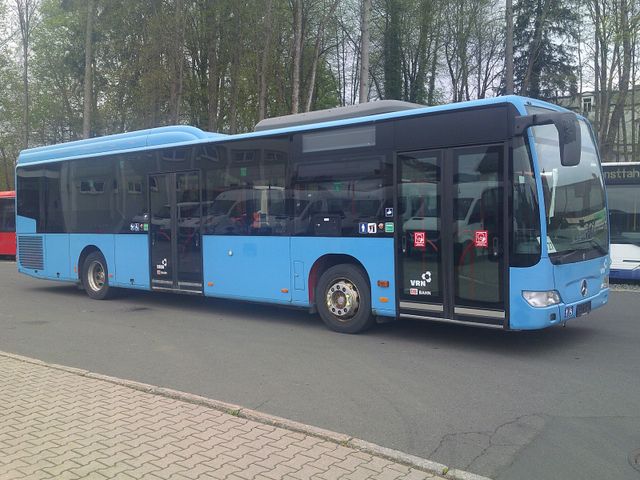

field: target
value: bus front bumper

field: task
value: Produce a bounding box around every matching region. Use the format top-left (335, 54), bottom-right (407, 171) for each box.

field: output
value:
top-left (509, 287), bottom-right (609, 330)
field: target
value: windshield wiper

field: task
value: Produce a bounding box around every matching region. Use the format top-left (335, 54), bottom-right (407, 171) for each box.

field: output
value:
top-left (552, 248), bottom-right (580, 263)
top-left (571, 238), bottom-right (607, 255)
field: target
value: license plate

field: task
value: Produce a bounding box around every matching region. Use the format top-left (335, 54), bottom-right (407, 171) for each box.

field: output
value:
top-left (576, 301), bottom-right (591, 317)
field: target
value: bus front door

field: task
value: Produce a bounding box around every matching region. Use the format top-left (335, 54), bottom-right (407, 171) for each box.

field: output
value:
top-left (149, 171), bottom-right (203, 294)
top-left (396, 145), bottom-right (507, 327)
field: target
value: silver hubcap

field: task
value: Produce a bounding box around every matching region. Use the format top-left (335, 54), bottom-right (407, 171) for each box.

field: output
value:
top-left (88, 261), bottom-right (106, 292)
top-left (326, 279), bottom-right (359, 321)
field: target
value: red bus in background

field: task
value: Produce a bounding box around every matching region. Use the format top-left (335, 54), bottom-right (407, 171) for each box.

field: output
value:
top-left (0, 191), bottom-right (16, 257)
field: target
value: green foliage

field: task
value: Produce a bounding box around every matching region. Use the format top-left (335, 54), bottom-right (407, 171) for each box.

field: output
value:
top-left (513, 0), bottom-right (579, 99)
top-left (0, 0), bottom-right (632, 161)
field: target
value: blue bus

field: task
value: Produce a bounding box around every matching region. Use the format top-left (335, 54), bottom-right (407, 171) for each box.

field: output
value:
top-left (602, 162), bottom-right (640, 280)
top-left (15, 96), bottom-right (610, 333)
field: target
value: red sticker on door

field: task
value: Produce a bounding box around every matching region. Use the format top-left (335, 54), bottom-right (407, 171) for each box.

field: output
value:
top-left (474, 230), bottom-right (488, 248)
top-left (413, 231), bottom-right (426, 248)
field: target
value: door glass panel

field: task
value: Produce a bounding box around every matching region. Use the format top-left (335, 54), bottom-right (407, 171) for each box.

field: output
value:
top-left (150, 174), bottom-right (173, 285)
top-left (176, 172), bottom-right (202, 286)
top-left (453, 146), bottom-right (503, 308)
top-left (398, 151), bottom-right (442, 302)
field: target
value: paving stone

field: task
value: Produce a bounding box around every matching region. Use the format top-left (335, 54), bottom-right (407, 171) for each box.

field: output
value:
top-left (0, 353), bottom-right (446, 480)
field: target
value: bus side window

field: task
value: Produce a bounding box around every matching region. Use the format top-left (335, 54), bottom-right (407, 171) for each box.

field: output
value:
top-left (511, 138), bottom-right (541, 266)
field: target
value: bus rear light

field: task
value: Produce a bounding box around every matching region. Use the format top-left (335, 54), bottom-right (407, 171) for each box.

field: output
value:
top-left (377, 280), bottom-right (389, 288)
top-left (522, 290), bottom-right (561, 307)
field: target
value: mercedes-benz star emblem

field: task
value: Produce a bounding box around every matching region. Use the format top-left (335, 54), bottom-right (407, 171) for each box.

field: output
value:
top-left (580, 279), bottom-right (588, 297)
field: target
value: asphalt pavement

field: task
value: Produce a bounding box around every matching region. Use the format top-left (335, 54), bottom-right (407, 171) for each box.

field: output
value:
top-left (1, 259), bottom-right (638, 480)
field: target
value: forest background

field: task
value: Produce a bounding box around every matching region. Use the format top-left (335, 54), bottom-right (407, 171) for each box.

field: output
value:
top-left (0, 0), bottom-right (638, 189)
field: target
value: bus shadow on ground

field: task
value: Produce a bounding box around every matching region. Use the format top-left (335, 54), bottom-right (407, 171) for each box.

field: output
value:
top-left (375, 317), bottom-right (599, 355)
top-left (29, 282), bottom-right (599, 354)
top-left (29, 282), bottom-right (323, 330)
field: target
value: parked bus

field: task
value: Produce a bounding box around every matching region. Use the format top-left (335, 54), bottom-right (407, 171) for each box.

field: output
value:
top-left (0, 191), bottom-right (16, 257)
top-left (602, 162), bottom-right (640, 280)
top-left (15, 96), bottom-right (610, 333)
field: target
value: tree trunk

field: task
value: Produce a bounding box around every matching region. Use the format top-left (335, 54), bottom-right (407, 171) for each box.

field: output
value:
top-left (228, 4), bottom-right (241, 134)
top-left (604, 0), bottom-right (632, 153)
top-left (358, 0), bottom-right (371, 103)
top-left (258, 0), bottom-right (274, 121)
top-left (82, 0), bottom-right (96, 139)
top-left (383, 0), bottom-right (402, 100)
top-left (291, 0), bottom-right (302, 114)
top-left (206, 4), bottom-right (219, 132)
top-left (169, 0), bottom-right (185, 124)
top-left (505, 0), bottom-right (514, 94)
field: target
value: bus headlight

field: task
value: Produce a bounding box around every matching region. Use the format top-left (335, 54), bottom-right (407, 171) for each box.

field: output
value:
top-left (601, 275), bottom-right (609, 289)
top-left (522, 290), bottom-right (561, 307)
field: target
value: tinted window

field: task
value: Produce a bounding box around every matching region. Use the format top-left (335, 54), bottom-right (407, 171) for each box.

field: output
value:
top-left (607, 184), bottom-right (640, 246)
top-left (198, 138), bottom-right (289, 235)
top-left (511, 138), bottom-right (541, 266)
top-left (292, 152), bottom-right (392, 237)
top-left (17, 167), bottom-right (43, 229)
top-left (44, 164), bottom-right (65, 232)
top-left (65, 156), bottom-right (120, 233)
top-left (0, 198), bottom-right (15, 232)
top-left (119, 151), bottom-right (157, 233)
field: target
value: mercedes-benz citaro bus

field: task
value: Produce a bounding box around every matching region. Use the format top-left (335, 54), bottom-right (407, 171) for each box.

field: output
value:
top-left (15, 96), bottom-right (610, 333)
top-left (602, 162), bottom-right (640, 280)
top-left (0, 190), bottom-right (16, 257)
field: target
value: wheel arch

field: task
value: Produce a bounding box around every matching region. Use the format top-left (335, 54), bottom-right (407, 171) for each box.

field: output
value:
top-left (308, 254), bottom-right (371, 304)
top-left (77, 245), bottom-right (102, 280)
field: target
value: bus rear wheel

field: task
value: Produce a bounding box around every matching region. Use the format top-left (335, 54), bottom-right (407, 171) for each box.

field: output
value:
top-left (82, 251), bottom-right (114, 300)
top-left (316, 264), bottom-right (374, 334)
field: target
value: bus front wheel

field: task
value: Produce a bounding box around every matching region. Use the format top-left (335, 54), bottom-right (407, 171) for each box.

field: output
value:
top-left (316, 265), bottom-right (374, 334)
top-left (82, 251), bottom-right (114, 300)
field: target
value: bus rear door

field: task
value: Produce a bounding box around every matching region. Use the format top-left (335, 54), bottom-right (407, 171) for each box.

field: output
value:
top-left (149, 171), bottom-right (203, 293)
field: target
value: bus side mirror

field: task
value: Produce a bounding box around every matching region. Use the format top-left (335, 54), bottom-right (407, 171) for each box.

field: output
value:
top-left (514, 112), bottom-right (581, 167)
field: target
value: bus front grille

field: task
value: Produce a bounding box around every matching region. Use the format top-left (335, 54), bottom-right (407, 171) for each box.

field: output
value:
top-left (18, 236), bottom-right (44, 270)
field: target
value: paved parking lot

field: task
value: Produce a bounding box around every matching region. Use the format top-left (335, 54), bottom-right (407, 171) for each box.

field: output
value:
top-left (1, 260), bottom-right (639, 479)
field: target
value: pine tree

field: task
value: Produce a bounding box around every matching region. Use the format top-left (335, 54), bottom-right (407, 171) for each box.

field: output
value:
top-left (513, 0), bottom-right (579, 100)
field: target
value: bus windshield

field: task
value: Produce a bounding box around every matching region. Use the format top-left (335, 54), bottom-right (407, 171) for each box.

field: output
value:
top-left (531, 117), bottom-right (608, 264)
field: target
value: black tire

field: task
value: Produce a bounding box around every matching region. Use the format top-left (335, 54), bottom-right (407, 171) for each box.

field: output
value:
top-left (81, 251), bottom-right (114, 300)
top-left (316, 264), bottom-right (374, 334)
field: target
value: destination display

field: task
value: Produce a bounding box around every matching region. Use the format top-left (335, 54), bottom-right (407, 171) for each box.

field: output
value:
top-left (603, 164), bottom-right (640, 185)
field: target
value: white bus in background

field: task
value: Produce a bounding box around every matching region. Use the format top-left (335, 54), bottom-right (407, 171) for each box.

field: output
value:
top-left (602, 162), bottom-right (640, 280)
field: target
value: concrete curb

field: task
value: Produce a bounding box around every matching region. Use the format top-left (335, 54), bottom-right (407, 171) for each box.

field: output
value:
top-left (0, 350), bottom-right (492, 480)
